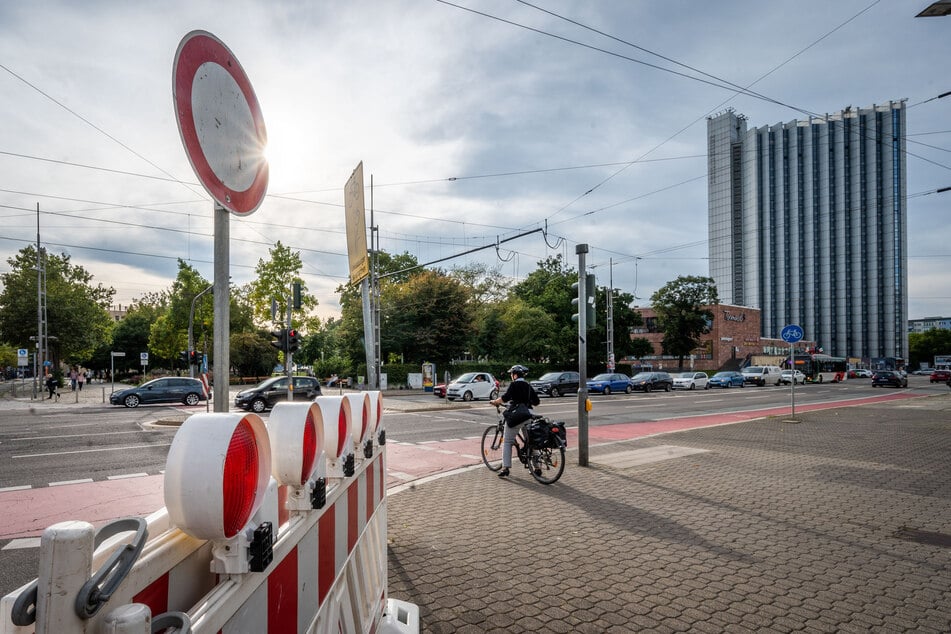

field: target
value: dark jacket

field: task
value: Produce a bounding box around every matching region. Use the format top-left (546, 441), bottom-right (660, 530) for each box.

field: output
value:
top-left (500, 378), bottom-right (540, 407)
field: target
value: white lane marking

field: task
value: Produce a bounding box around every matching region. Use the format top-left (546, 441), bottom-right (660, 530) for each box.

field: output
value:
top-left (2, 538), bottom-right (41, 550)
top-left (7, 430), bottom-right (159, 441)
top-left (49, 478), bottom-right (94, 486)
top-left (13, 443), bottom-right (172, 459)
top-left (107, 473), bottom-right (149, 480)
top-left (0, 485), bottom-right (32, 492)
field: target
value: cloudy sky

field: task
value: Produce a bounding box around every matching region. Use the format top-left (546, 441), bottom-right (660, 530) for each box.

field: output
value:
top-left (1, 0), bottom-right (949, 325)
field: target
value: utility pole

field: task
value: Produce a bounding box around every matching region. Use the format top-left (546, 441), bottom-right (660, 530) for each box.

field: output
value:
top-left (606, 258), bottom-right (614, 371)
top-left (576, 244), bottom-right (589, 467)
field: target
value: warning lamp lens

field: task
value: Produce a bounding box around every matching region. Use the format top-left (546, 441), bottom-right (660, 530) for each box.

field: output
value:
top-left (301, 410), bottom-right (317, 483)
top-left (222, 419), bottom-right (259, 538)
top-left (337, 407), bottom-right (348, 458)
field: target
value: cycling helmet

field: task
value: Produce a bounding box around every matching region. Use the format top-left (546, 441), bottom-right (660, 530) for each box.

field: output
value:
top-left (507, 364), bottom-right (529, 377)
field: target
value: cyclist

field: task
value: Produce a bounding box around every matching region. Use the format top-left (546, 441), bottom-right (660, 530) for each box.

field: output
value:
top-left (489, 364), bottom-right (540, 478)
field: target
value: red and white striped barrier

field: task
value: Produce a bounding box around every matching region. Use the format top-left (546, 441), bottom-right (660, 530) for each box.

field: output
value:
top-left (0, 391), bottom-right (418, 634)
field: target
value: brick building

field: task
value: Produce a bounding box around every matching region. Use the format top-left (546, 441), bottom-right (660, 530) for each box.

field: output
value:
top-left (623, 304), bottom-right (816, 373)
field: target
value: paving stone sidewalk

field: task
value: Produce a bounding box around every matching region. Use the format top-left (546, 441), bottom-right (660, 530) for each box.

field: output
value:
top-left (386, 395), bottom-right (951, 633)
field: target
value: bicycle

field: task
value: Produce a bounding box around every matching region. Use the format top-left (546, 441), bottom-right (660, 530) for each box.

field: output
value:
top-left (481, 405), bottom-right (566, 484)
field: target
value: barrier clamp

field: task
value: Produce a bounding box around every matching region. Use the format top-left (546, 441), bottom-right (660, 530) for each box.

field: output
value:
top-left (311, 477), bottom-right (327, 509)
top-left (76, 517), bottom-right (149, 619)
top-left (343, 454), bottom-right (355, 477)
top-left (151, 610), bottom-right (192, 634)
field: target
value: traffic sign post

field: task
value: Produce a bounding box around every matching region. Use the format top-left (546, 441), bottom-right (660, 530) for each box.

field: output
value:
top-left (780, 325), bottom-right (804, 419)
top-left (174, 30), bottom-right (269, 413)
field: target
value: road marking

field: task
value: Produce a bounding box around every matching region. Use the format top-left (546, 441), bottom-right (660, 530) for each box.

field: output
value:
top-left (49, 478), bottom-right (94, 486)
top-left (2, 538), bottom-right (40, 550)
top-left (13, 443), bottom-right (172, 459)
top-left (6, 430), bottom-right (160, 441)
top-left (107, 473), bottom-right (149, 480)
top-left (0, 485), bottom-right (32, 493)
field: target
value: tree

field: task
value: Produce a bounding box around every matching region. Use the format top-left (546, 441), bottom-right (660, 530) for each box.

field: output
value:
top-left (909, 329), bottom-right (951, 369)
top-left (497, 298), bottom-right (557, 361)
top-left (246, 241), bottom-right (316, 327)
top-left (650, 275), bottom-right (718, 370)
top-left (231, 330), bottom-right (279, 377)
top-left (628, 337), bottom-right (655, 361)
top-left (510, 255), bottom-right (577, 366)
top-left (0, 246), bottom-right (114, 366)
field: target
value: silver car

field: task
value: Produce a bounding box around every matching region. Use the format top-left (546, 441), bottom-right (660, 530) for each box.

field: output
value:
top-left (672, 371), bottom-right (709, 390)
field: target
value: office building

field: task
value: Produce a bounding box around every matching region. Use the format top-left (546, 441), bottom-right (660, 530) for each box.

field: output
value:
top-left (707, 102), bottom-right (907, 361)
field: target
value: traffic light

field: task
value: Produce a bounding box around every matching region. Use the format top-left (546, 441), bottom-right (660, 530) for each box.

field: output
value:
top-left (585, 273), bottom-right (596, 328)
top-left (287, 329), bottom-right (300, 353)
top-left (571, 274), bottom-right (597, 329)
top-left (179, 350), bottom-right (188, 365)
top-left (189, 350), bottom-right (199, 366)
top-left (270, 329), bottom-right (287, 352)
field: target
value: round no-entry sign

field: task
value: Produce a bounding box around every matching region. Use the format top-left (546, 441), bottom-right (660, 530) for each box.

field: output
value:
top-left (173, 30), bottom-right (268, 215)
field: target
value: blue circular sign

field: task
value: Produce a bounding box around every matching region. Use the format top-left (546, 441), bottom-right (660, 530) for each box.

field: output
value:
top-left (781, 324), bottom-right (804, 344)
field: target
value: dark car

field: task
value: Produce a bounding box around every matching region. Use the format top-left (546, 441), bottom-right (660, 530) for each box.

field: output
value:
top-left (629, 371), bottom-right (673, 393)
top-left (531, 371), bottom-right (580, 397)
top-left (234, 375), bottom-right (322, 412)
top-left (872, 371), bottom-right (907, 388)
top-left (110, 377), bottom-right (208, 408)
top-left (586, 373), bottom-right (633, 395)
top-left (929, 370), bottom-right (951, 383)
top-left (708, 371), bottom-right (746, 388)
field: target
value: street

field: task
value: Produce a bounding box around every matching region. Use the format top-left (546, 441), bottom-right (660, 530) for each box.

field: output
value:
top-left (0, 376), bottom-right (946, 598)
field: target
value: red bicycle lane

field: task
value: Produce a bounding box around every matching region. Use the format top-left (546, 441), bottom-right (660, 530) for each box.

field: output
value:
top-left (383, 391), bottom-right (919, 489)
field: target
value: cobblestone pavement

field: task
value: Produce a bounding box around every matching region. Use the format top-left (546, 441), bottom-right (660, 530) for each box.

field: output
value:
top-left (386, 395), bottom-right (951, 633)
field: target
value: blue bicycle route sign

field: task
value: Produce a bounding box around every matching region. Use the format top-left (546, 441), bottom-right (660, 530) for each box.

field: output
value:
top-left (781, 324), bottom-right (804, 344)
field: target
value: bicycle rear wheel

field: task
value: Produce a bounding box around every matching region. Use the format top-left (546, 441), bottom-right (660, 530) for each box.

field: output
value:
top-left (481, 424), bottom-right (504, 471)
top-left (529, 445), bottom-right (566, 484)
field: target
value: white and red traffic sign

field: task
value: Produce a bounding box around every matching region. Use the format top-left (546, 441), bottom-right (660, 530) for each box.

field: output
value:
top-left (173, 30), bottom-right (268, 215)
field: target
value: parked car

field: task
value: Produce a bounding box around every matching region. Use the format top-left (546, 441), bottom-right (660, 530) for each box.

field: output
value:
top-left (629, 371), bottom-right (673, 392)
top-left (672, 371), bottom-right (709, 390)
top-left (531, 371), bottom-right (580, 397)
top-left (433, 382), bottom-right (447, 398)
top-left (848, 369), bottom-right (873, 378)
top-left (586, 373), bottom-right (633, 395)
top-left (446, 372), bottom-right (499, 402)
top-left (872, 370), bottom-right (908, 388)
top-left (110, 377), bottom-right (208, 408)
top-left (708, 371), bottom-right (746, 388)
top-left (929, 370), bottom-right (951, 383)
top-left (741, 365), bottom-right (783, 386)
top-left (234, 375), bottom-right (322, 413)
top-left (778, 370), bottom-right (807, 385)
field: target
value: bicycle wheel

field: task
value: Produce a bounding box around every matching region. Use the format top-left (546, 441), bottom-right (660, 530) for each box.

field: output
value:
top-left (481, 424), bottom-right (504, 471)
top-left (529, 445), bottom-right (566, 484)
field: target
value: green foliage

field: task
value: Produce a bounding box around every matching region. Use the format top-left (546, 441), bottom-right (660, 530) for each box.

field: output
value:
top-left (230, 330), bottom-right (280, 377)
top-left (908, 329), bottom-right (951, 369)
top-left (628, 337), bottom-right (655, 360)
top-left (246, 241), bottom-right (316, 327)
top-left (0, 246), bottom-right (114, 365)
top-left (650, 275), bottom-right (718, 369)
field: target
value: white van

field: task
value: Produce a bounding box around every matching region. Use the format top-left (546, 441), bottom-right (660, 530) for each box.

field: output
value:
top-left (742, 365), bottom-right (783, 386)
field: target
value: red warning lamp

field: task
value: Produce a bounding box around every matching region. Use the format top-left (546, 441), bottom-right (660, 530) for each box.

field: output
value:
top-left (313, 396), bottom-right (354, 477)
top-left (343, 393), bottom-right (370, 446)
top-left (268, 402), bottom-right (325, 487)
top-left (164, 413), bottom-right (271, 541)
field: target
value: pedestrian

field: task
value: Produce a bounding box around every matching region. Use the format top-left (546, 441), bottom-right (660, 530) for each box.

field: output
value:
top-left (69, 367), bottom-right (78, 391)
top-left (45, 373), bottom-right (58, 400)
top-left (489, 364), bottom-right (540, 479)
top-left (77, 369), bottom-right (85, 391)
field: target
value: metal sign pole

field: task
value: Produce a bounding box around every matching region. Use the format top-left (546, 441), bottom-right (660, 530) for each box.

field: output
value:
top-left (577, 243), bottom-right (589, 467)
top-left (213, 203), bottom-right (230, 412)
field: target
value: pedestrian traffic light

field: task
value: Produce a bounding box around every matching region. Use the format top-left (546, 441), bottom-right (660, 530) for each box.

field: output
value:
top-left (270, 329), bottom-right (287, 352)
top-left (287, 328), bottom-right (300, 353)
top-left (585, 273), bottom-right (596, 328)
top-left (571, 274), bottom-right (597, 329)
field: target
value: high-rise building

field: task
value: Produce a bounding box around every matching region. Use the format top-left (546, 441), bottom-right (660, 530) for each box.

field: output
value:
top-left (707, 102), bottom-right (907, 362)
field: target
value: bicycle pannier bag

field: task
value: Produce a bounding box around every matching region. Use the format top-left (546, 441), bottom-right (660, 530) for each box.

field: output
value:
top-left (548, 421), bottom-right (567, 448)
top-left (503, 402), bottom-right (532, 427)
top-left (526, 420), bottom-right (549, 446)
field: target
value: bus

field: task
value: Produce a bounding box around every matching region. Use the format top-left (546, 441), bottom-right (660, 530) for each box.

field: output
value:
top-left (870, 357), bottom-right (906, 373)
top-left (787, 353), bottom-right (849, 383)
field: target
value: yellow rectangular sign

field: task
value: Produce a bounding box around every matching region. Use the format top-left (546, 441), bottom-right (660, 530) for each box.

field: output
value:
top-left (344, 161), bottom-right (369, 284)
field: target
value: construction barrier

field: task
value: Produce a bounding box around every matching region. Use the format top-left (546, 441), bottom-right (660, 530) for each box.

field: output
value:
top-left (1, 391), bottom-right (418, 634)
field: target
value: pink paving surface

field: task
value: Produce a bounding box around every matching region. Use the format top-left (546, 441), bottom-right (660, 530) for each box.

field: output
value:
top-left (1, 392), bottom-right (919, 538)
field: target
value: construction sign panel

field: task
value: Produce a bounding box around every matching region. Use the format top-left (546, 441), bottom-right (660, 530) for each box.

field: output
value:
top-left (345, 161), bottom-right (370, 284)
